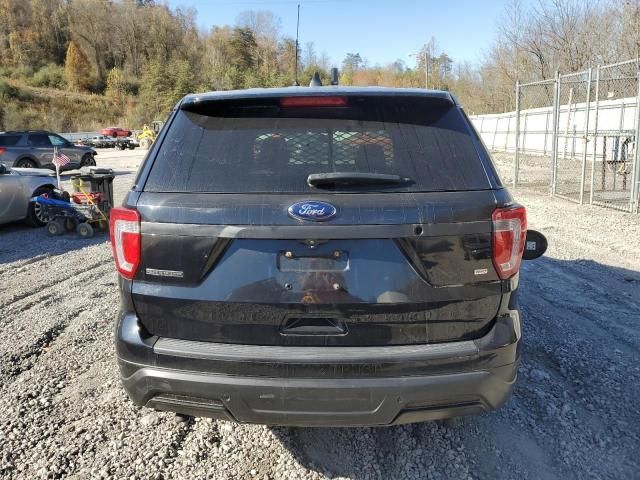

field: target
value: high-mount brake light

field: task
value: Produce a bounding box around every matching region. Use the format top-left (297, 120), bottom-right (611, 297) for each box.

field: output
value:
top-left (280, 96), bottom-right (348, 108)
top-left (109, 206), bottom-right (141, 280)
top-left (492, 206), bottom-right (527, 280)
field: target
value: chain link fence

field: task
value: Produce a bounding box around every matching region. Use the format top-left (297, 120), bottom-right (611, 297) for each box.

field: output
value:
top-left (471, 59), bottom-right (640, 213)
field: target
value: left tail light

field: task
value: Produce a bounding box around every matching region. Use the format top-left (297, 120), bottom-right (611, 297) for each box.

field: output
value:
top-left (0, 147), bottom-right (6, 156)
top-left (109, 206), bottom-right (141, 279)
top-left (492, 205), bottom-right (527, 280)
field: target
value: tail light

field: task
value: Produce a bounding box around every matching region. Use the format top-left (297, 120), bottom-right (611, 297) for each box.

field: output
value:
top-left (492, 206), bottom-right (527, 280)
top-left (109, 206), bottom-right (141, 279)
top-left (0, 147), bottom-right (6, 156)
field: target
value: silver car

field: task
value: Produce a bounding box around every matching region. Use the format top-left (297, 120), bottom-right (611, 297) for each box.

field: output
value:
top-left (0, 163), bottom-right (57, 226)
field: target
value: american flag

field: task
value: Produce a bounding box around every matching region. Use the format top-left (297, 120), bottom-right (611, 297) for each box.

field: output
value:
top-left (52, 147), bottom-right (70, 168)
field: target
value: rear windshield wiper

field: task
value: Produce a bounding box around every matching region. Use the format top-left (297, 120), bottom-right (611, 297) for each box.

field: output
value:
top-left (307, 172), bottom-right (412, 188)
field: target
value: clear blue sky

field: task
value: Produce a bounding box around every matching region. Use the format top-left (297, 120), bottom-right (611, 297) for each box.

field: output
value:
top-left (166, 0), bottom-right (511, 67)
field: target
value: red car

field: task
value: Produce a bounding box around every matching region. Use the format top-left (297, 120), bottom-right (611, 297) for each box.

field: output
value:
top-left (100, 127), bottom-right (131, 138)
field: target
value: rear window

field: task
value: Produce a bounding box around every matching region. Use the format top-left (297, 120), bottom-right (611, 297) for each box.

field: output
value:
top-left (144, 95), bottom-right (491, 193)
top-left (0, 135), bottom-right (22, 147)
top-left (28, 134), bottom-right (52, 147)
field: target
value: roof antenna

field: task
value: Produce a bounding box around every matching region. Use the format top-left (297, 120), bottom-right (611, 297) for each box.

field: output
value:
top-left (309, 71), bottom-right (323, 87)
top-left (293, 3), bottom-right (300, 86)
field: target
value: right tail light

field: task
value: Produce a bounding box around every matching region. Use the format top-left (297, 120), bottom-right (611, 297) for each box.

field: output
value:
top-left (492, 205), bottom-right (527, 279)
top-left (109, 206), bottom-right (141, 280)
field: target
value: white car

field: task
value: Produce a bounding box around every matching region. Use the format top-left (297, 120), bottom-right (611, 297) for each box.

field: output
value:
top-left (0, 163), bottom-right (56, 226)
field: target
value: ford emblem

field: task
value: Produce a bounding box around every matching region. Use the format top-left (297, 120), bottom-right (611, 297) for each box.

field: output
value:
top-left (288, 201), bottom-right (337, 222)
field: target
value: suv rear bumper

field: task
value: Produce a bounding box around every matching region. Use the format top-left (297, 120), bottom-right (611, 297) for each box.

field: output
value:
top-left (116, 311), bottom-right (521, 426)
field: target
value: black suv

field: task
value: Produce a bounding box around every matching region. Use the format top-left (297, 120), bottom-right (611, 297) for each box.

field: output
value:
top-left (0, 130), bottom-right (97, 170)
top-left (111, 87), bottom-right (545, 426)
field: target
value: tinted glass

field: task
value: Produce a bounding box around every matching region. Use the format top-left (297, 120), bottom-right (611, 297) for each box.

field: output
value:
top-left (48, 134), bottom-right (67, 146)
top-left (145, 96), bottom-right (490, 193)
top-left (29, 134), bottom-right (52, 147)
top-left (0, 135), bottom-right (22, 147)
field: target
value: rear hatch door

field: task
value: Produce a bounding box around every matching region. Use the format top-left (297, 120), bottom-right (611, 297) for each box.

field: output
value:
top-left (131, 92), bottom-right (503, 346)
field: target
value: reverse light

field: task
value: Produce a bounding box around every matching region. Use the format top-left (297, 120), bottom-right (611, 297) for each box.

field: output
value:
top-left (109, 206), bottom-right (141, 279)
top-left (492, 206), bottom-right (527, 280)
top-left (280, 96), bottom-right (348, 108)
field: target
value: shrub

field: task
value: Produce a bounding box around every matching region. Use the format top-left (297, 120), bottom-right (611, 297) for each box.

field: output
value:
top-left (32, 64), bottom-right (66, 89)
top-left (123, 77), bottom-right (140, 96)
top-left (0, 79), bottom-right (17, 98)
top-left (8, 65), bottom-right (34, 81)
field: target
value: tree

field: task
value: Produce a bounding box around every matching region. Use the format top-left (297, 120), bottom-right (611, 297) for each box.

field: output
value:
top-left (106, 67), bottom-right (125, 98)
top-left (229, 27), bottom-right (258, 71)
top-left (342, 53), bottom-right (363, 72)
top-left (64, 41), bottom-right (92, 91)
top-left (277, 37), bottom-right (298, 85)
top-left (303, 41), bottom-right (317, 68)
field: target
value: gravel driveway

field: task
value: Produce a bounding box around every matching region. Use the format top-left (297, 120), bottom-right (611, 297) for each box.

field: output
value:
top-left (0, 149), bottom-right (638, 479)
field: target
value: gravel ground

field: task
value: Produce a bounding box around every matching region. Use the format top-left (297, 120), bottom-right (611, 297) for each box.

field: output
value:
top-left (0, 149), bottom-right (639, 479)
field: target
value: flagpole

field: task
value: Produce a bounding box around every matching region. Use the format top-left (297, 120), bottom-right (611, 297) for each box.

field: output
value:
top-left (54, 146), bottom-right (61, 190)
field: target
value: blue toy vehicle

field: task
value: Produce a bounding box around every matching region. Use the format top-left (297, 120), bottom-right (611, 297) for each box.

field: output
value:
top-left (31, 167), bottom-right (114, 238)
top-left (32, 194), bottom-right (107, 238)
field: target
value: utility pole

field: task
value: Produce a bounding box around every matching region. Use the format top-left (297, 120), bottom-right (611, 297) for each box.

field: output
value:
top-left (424, 48), bottom-right (429, 89)
top-left (409, 46), bottom-right (429, 89)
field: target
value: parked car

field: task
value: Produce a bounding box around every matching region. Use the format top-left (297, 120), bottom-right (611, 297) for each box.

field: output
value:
top-left (111, 86), bottom-right (546, 426)
top-left (0, 162), bottom-right (56, 226)
top-left (114, 137), bottom-right (137, 150)
top-left (125, 136), bottom-right (140, 149)
top-left (100, 127), bottom-right (132, 137)
top-left (0, 131), bottom-right (97, 170)
top-left (88, 135), bottom-right (115, 149)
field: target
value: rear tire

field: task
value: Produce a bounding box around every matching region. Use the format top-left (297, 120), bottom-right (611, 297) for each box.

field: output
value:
top-left (15, 158), bottom-right (37, 168)
top-left (77, 222), bottom-right (94, 238)
top-left (25, 186), bottom-right (53, 227)
top-left (47, 220), bottom-right (65, 236)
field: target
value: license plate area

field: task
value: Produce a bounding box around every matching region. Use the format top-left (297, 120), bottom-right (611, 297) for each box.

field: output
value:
top-left (278, 251), bottom-right (348, 272)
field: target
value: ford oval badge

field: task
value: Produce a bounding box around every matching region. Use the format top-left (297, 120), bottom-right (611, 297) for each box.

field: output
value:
top-left (288, 201), bottom-right (337, 222)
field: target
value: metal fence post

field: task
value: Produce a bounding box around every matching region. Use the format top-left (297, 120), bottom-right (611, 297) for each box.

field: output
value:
top-left (491, 117), bottom-right (498, 150)
top-left (514, 80), bottom-right (521, 188)
top-left (589, 65), bottom-right (601, 205)
top-left (522, 112), bottom-right (529, 156)
top-left (579, 68), bottom-right (592, 204)
top-left (505, 115), bottom-right (511, 151)
top-left (630, 70), bottom-right (640, 213)
top-left (551, 71), bottom-right (561, 196)
top-left (543, 110), bottom-right (550, 156)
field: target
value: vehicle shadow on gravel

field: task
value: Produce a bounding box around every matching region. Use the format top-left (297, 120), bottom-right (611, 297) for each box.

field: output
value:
top-left (0, 223), bottom-right (108, 265)
top-left (269, 420), bottom-right (473, 479)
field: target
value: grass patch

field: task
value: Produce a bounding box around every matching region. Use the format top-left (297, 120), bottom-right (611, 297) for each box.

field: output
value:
top-left (0, 81), bottom-right (123, 132)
